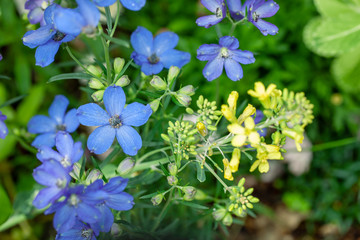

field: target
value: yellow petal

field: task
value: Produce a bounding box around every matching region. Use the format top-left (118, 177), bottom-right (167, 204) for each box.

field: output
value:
top-left (266, 83), bottom-right (277, 95)
top-left (258, 161), bottom-right (270, 173)
top-left (249, 160), bottom-right (260, 172)
top-left (238, 104), bottom-right (256, 124)
top-left (228, 91), bottom-right (239, 112)
top-left (223, 158), bottom-right (234, 181)
top-left (232, 134), bottom-right (247, 147)
top-left (244, 117), bottom-right (255, 130)
top-left (228, 123), bottom-right (245, 134)
top-left (254, 82), bottom-right (265, 95)
top-left (230, 148), bottom-right (241, 172)
top-left (247, 89), bottom-right (258, 98)
top-left (267, 152), bottom-right (282, 160)
top-left (221, 105), bottom-right (236, 123)
top-left (248, 131), bottom-right (260, 145)
top-left (264, 144), bottom-right (280, 153)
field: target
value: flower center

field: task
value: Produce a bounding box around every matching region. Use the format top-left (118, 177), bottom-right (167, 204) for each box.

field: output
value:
top-left (109, 115), bottom-right (122, 128)
top-left (81, 228), bottom-right (93, 239)
top-left (148, 53), bottom-right (160, 64)
top-left (60, 156), bottom-right (71, 168)
top-left (252, 12), bottom-right (259, 22)
top-left (56, 178), bottom-right (67, 189)
top-left (215, 7), bottom-right (223, 18)
top-left (220, 47), bottom-right (230, 58)
top-left (52, 31), bottom-right (66, 42)
top-left (69, 194), bottom-right (80, 207)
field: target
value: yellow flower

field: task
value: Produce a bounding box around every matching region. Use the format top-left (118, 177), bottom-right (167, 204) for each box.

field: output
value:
top-left (229, 148), bottom-right (241, 172)
top-left (196, 122), bottom-right (207, 137)
top-left (221, 91), bottom-right (239, 123)
top-left (223, 158), bottom-right (233, 181)
top-left (282, 126), bottom-right (304, 152)
top-left (228, 117), bottom-right (260, 147)
top-left (250, 144), bottom-right (283, 173)
top-left (237, 104), bottom-right (256, 125)
top-left (247, 82), bottom-right (277, 108)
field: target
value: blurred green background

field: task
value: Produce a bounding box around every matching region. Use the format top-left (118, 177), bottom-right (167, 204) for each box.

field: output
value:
top-left (0, 0), bottom-right (360, 239)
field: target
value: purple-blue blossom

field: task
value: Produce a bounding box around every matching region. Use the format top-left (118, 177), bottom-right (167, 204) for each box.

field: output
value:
top-left (28, 95), bottom-right (79, 148)
top-left (25, 0), bottom-right (54, 25)
top-left (0, 111), bottom-right (8, 139)
top-left (55, 220), bottom-right (96, 240)
top-left (77, 86), bottom-right (152, 155)
top-left (94, 0), bottom-right (146, 11)
top-left (37, 131), bottom-right (83, 171)
top-left (130, 26), bottom-right (191, 75)
top-left (196, 0), bottom-right (226, 28)
top-left (197, 36), bottom-right (255, 81)
top-left (33, 160), bottom-right (71, 209)
top-left (22, 4), bottom-right (76, 67)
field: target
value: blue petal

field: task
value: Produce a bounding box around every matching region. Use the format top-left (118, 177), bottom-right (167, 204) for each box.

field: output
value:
top-left (131, 52), bottom-right (148, 66)
top-left (224, 58), bottom-right (243, 81)
top-left (93, 0), bottom-right (117, 7)
top-left (219, 36), bottom-right (239, 49)
top-left (120, 0), bottom-right (146, 11)
top-left (32, 133), bottom-right (57, 148)
top-left (106, 192), bottom-right (134, 211)
top-left (230, 50), bottom-right (255, 64)
top-left (54, 8), bottom-right (85, 36)
top-left (87, 125), bottom-right (115, 154)
top-left (196, 15), bottom-right (223, 28)
top-left (252, 19), bottom-right (279, 36)
top-left (64, 109), bottom-right (79, 132)
top-left (197, 44), bottom-right (220, 61)
top-left (202, 56), bottom-right (224, 81)
top-left (90, 205), bottom-right (113, 234)
top-left (49, 95), bottom-right (69, 125)
top-left (116, 125), bottom-right (142, 156)
top-left (22, 24), bottom-right (55, 48)
top-left (28, 7), bottom-right (44, 24)
top-left (103, 177), bottom-right (128, 193)
top-left (76, 0), bottom-right (100, 28)
top-left (120, 103), bottom-right (152, 127)
top-left (70, 142), bottom-right (84, 164)
top-left (35, 40), bottom-right (61, 67)
top-left (33, 187), bottom-right (62, 209)
top-left (103, 86), bottom-right (126, 116)
top-left (36, 146), bottom-right (63, 162)
top-left (60, 34), bottom-right (76, 43)
top-left (200, 0), bottom-right (221, 13)
top-left (55, 131), bottom-right (74, 158)
top-left (54, 204), bottom-right (76, 232)
top-left (227, 0), bottom-right (245, 20)
top-left (130, 26), bottom-right (153, 57)
top-left (141, 62), bottom-right (164, 75)
top-left (28, 115), bottom-right (56, 134)
top-left (255, 0), bottom-right (279, 18)
top-left (0, 121), bottom-right (8, 139)
top-left (77, 103), bottom-right (109, 126)
top-left (77, 203), bottom-right (101, 223)
top-left (153, 31), bottom-right (179, 56)
top-left (44, 3), bottom-right (57, 25)
top-left (159, 49), bottom-right (191, 69)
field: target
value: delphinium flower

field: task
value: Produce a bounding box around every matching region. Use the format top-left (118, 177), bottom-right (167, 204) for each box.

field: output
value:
top-left (37, 131), bottom-right (83, 171)
top-left (55, 220), bottom-right (96, 240)
top-left (25, 0), bottom-right (54, 25)
top-left (227, 0), bottom-right (245, 21)
top-left (130, 26), bottom-right (191, 75)
top-left (28, 95), bottom-right (79, 148)
top-left (196, 0), bottom-right (226, 28)
top-left (77, 85), bottom-right (152, 155)
top-left (23, 4), bottom-right (76, 67)
top-left (32, 159), bottom-right (71, 209)
top-left (0, 111), bottom-right (8, 139)
top-left (197, 36), bottom-right (255, 81)
top-left (94, 0), bottom-right (146, 11)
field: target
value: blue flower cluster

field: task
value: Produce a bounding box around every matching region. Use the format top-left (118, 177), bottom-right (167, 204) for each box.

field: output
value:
top-left (23, 0), bottom-right (147, 67)
top-left (0, 111), bottom-right (8, 139)
top-left (196, 0), bottom-right (279, 81)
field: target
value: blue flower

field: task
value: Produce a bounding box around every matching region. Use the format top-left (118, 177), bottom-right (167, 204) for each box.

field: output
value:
top-left (130, 26), bottom-right (191, 75)
top-left (23, 4), bottom-right (76, 67)
top-left (55, 220), bottom-right (96, 240)
top-left (25, 0), bottom-right (54, 25)
top-left (0, 111), bottom-right (8, 139)
top-left (77, 86), bottom-right (152, 155)
top-left (196, 0), bottom-right (226, 28)
top-left (37, 131), bottom-right (83, 171)
top-left (94, 0), bottom-right (146, 11)
top-left (227, 0), bottom-right (246, 21)
top-left (53, 0), bottom-right (101, 36)
top-left (28, 95), bottom-right (79, 148)
top-left (33, 160), bottom-right (71, 209)
top-left (197, 36), bottom-right (255, 81)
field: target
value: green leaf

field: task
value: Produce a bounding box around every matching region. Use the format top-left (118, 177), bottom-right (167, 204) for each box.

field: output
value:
top-left (303, 14), bottom-right (360, 57)
top-left (48, 72), bottom-right (93, 83)
top-left (0, 75), bottom-right (11, 80)
top-left (101, 34), bottom-right (130, 48)
top-left (16, 85), bottom-right (45, 126)
top-left (0, 95), bottom-right (26, 108)
top-left (139, 191), bottom-right (165, 199)
top-left (196, 162), bottom-right (206, 182)
top-left (178, 201), bottom-right (209, 210)
top-left (331, 43), bottom-right (360, 93)
top-left (14, 55), bottom-right (31, 95)
top-left (314, 0), bottom-right (357, 18)
top-left (91, 156), bottom-right (108, 183)
top-left (0, 185), bottom-right (12, 225)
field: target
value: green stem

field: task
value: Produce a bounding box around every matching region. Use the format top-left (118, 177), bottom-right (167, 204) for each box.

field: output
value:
top-left (108, 1), bottom-right (121, 43)
top-left (136, 146), bottom-right (171, 164)
top-left (203, 161), bottom-right (229, 192)
top-left (151, 188), bottom-right (174, 232)
top-left (131, 157), bottom-right (170, 172)
top-left (309, 137), bottom-right (358, 152)
top-left (98, 25), bottom-right (112, 83)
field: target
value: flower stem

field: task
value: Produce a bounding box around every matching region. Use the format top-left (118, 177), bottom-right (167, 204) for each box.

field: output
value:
top-left (98, 24), bottom-right (112, 83)
top-left (151, 188), bottom-right (174, 232)
top-left (203, 161), bottom-right (229, 192)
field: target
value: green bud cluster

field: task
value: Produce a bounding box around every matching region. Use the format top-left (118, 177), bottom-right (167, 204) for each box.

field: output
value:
top-left (196, 96), bottom-right (222, 125)
top-left (161, 120), bottom-right (198, 160)
top-left (212, 208), bottom-right (233, 226)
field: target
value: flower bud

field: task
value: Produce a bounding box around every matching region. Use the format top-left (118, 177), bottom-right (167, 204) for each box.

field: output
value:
top-left (194, 189), bottom-right (209, 200)
top-left (167, 175), bottom-right (178, 186)
top-left (227, 91), bottom-right (239, 112)
top-left (185, 107), bottom-right (194, 114)
top-left (111, 223), bottom-right (122, 237)
top-left (91, 90), bottom-right (105, 102)
top-left (149, 99), bottom-right (160, 112)
top-left (150, 76), bottom-right (167, 91)
top-left (222, 213), bottom-right (233, 226)
top-left (196, 122), bottom-right (207, 137)
top-left (182, 186), bottom-right (197, 201)
top-left (114, 57), bottom-right (125, 75)
top-left (87, 65), bottom-right (102, 78)
top-left (85, 169), bottom-right (103, 185)
top-left (88, 78), bottom-right (104, 90)
top-left (207, 125), bottom-right (217, 131)
top-left (167, 66), bottom-right (180, 86)
top-left (175, 93), bottom-right (191, 107)
top-left (212, 208), bottom-right (227, 221)
top-left (161, 133), bottom-right (170, 142)
top-left (229, 148), bottom-right (241, 172)
top-left (178, 85), bottom-right (195, 96)
top-left (151, 193), bottom-right (164, 206)
top-left (168, 163), bottom-right (178, 176)
top-left (70, 162), bottom-right (81, 180)
top-left (115, 75), bottom-right (130, 87)
top-left (117, 157), bottom-right (135, 175)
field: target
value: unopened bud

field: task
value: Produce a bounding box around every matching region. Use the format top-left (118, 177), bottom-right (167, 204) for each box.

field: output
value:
top-left (178, 85), bottom-right (195, 96)
top-left (185, 107), bottom-right (194, 114)
top-left (167, 66), bottom-right (180, 86)
top-left (161, 133), bottom-right (170, 142)
top-left (87, 65), bottom-right (102, 78)
top-left (110, 223), bottom-right (122, 237)
top-left (207, 125), bottom-right (217, 131)
top-left (222, 213), bottom-right (233, 226)
top-left (115, 75), bottom-right (130, 87)
top-left (167, 175), bottom-right (178, 186)
top-left (88, 78), bottom-right (104, 90)
top-left (194, 189), bottom-right (209, 200)
top-left (69, 162), bottom-right (81, 180)
top-left (150, 99), bottom-right (160, 112)
top-left (114, 57), bottom-right (125, 75)
top-left (272, 131), bottom-right (281, 145)
top-left (150, 76), bottom-right (167, 91)
top-left (117, 157), bottom-right (135, 175)
top-left (212, 208), bottom-right (226, 221)
top-left (168, 163), bottom-right (178, 176)
top-left (85, 169), bottom-right (102, 185)
top-left (182, 186), bottom-right (197, 201)
top-left (151, 193), bottom-right (164, 206)
top-left (196, 122), bottom-right (207, 137)
top-left (175, 93), bottom-right (191, 107)
top-left (91, 90), bottom-right (104, 102)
